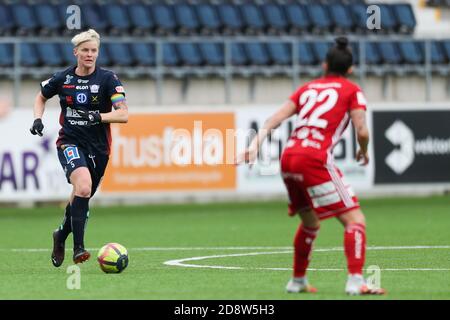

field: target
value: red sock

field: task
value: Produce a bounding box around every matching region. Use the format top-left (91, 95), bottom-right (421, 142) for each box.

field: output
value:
top-left (344, 223), bottom-right (366, 275)
top-left (293, 224), bottom-right (319, 278)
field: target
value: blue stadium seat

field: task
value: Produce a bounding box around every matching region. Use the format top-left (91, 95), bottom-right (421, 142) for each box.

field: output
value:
top-left (351, 43), bottom-right (360, 65)
top-left (177, 43), bottom-right (203, 66)
top-left (419, 41), bottom-right (446, 64)
top-left (284, 3), bottom-right (311, 34)
top-left (0, 44), bottom-right (14, 67)
top-left (12, 4), bottom-right (38, 35)
top-left (391, 4), bottom-right (416, 34)
top-left (103, 4), bottom-right (131, 35)
top-left (398, 41), bottom-right (424, 64)
top-left (365, 42), bottom-right (382, 65)
top-left (378, 4), bottom-right (398, 33)
top-left (239, 3), bottom-right (266, 34)
top-left (199, 43), bottom-right (224, 66)
top-left (312, 42), bottom-right (333, 63)
top-left (162, 43), bottom-right (180, 67)
top-left (297, 42), bottom-right (316, 65)
top-left (20, 43), bottom-right (39, 67)
top-left (127, 3), bottom-right (154, 35)
top-left (441, 40), bottom-right (450, 63)
top-left (37, 43), bottom-right (63, 67)
top-left (350, 3), bottom-right (370, 33)
top-left (107, 43), bottom-right (134, 66)
top-left (262, 3), bottom-right (288, 34)
top-left (34, 4), bottom-right (63, 35)
top-left (244, 43), bottom-right (270, 66)
top-left (0, 5), bottom-right (14, 35)
top-left (266, 43), bottom-right (291, 65)
top-left (152, 4), bottom-right (177, 35)
top-left (231, 43), bottom-right (248, 66)
top-left (96, 44), bottom-right (112, 67)
top-left (328, 4), bottom-right (354, 33)
top-left (217, 3), bottom-right (244, 35)
top-left (195, 4), bottom-right (221, 35)
top-left (306, 4), bottom-right (332, 33)
top-left (130, 43), bottom-right (156, 66)
top-left (81, 4), bottom-right (107, 34)
top-left (377, 42), bottom-right (402, 64)
top-left (60, 43), bottom-right (75, 66)
top-left (174, 3), bottom-right (200, 35)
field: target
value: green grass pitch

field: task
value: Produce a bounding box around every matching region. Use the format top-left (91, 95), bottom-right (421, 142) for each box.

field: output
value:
top-left (0, 195), bottom-right (449, 300)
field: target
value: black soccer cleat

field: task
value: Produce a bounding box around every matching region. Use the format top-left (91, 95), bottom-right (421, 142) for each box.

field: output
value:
top-left (51, 229), bottom-right (65, 267)
top-left (73, 247), bottom-right (91, 264)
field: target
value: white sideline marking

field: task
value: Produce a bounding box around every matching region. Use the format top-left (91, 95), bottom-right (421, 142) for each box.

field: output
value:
top-left (4, 245), bottom-right (450, 253)
top-left (163, 246), bottom-right (450, 272)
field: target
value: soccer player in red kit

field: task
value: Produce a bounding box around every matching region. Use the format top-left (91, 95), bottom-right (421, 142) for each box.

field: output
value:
top-left (236, 37), bottom-right (385, 295)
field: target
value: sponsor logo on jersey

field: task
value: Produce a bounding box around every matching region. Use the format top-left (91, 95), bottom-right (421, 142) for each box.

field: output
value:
top-left (115, 86), bottom-right (124, 93)
top-left (76, 85), bottom-right (89, 90)
top-left (63, 85), bottom-right (75, 89)
top-left (90, 85), bottom-right (100, 93)
top-left (64, 75), bottom-right (73, 84)
top-left (63, 146), bottom-right (80, 164)
top-left (78, 79), bottom-right (89, 84)
top-left (91, 95), bottom-right (99, 104)
top-left (41, 78), bottom-right (51, 88)
top-left (76, 93), bottom-right (88, 104)
top-left (66, 96), bottom-right (73, 105)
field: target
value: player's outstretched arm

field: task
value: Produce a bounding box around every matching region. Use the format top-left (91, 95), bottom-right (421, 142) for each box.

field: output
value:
top-left (350, 108), bottom-right (370, 166)
top-left (30, 92), bottom-right (47, 136)
top-left (236, 100), bottom-right (297, 165)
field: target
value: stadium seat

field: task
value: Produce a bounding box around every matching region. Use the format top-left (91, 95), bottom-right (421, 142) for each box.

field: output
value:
top-left (441, 40), bottom-right (450, 63)
top-left (328, 4), bottom-right (354, 33)
top-left (162, 43), bottom-right (180, 67)
top-left (80, 4), bottom-right (108, 34)
top-left (306, 4), bottom-right (332, 34)
top-left (262, 3), bottom-right (288, 34)
top-left (60, 43), bottom-right (75, 66)
top-left (127, 3), bottom-right (154, 35)
top-left (231, 43), bottom-right (249, 66)
top-left (174, 3), bottom-right (200, 35)
top-left (0, 4), bottom-right (14, 36)
top-left (217, 3), bottom-right (244, 35)
top-left (350, 3), bottom-right (371, 34)
top-left (284, 3), bottom-right (311, 34)
top-left (239, 3), bottom-right (266, 35)
top-left (377, 42), bottom-right (402, 64)
top-left (34, 4), bottom-right (63, 35)
top-left (195, 3), bottom-right (221, 35)
top-left (199, 43), bottom-right (224, 66)
top-left (391, 3), bottom-right (417, 34)
top-left (377, 4), bottom-right (398, 33)
top-left (418, 41), bottom-right (447, 64)
top-left (177, 43), bottom-right (203, 66)
top-left (11, 4), bottom-right (38, 36)
top-left (103, 4), bottom-right (131, 35)
top-left (398, 41), bottom-right (424, 64)
top-left (37, 43), bottom-right (63, 67)
top-left (365, 42), bottom-right (383, 65)
top-left (0, 44), bottom-right (14, 67)
top-left (351, 42), bottom-right (360, 65)
top-left (130, 43), bottom-right (156, 67)
top-left (151, 4), bottom-right (177, 36)
top-left (19, 43), bottom-right (39, 67)
top-left (244, 43), bottom-right (270, 66)
top-left (297, 42), bottom-right (316, 65)
top-left (266, 42), bottom-right (292, 66)
top-left (96, 44), bottom-right (112, 67)
top-left (312, 42), bottom-right (333, 63)
top-left (107, 43), bottom-right (134, 66)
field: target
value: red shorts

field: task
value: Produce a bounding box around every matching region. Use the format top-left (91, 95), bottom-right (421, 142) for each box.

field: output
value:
top-left (280, 153), bottom-right (360, 220)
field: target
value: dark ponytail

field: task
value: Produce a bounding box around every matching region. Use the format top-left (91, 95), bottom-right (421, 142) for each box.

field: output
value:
top-left (326, 37), bottom-right (353, 76)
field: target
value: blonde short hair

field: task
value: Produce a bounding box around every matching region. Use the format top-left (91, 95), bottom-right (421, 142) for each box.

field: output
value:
top-left (71, 29), bottom-right (100, 47)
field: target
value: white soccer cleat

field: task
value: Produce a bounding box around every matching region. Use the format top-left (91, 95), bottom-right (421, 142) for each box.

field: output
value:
top-left (345, 274), bottom-right (386, 295)
top-left (286, 278), bottom-right (317, 293)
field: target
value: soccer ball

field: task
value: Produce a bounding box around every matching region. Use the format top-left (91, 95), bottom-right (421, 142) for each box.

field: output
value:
top-left (97, 243), bottom-right (129, 273)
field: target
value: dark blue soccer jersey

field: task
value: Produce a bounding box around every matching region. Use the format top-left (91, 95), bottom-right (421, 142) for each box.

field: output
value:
top-left (40, 66), bottom-right (125, 155)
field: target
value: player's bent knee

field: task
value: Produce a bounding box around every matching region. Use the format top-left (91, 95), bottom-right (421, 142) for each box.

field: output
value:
top-left (74, 184), bottom-right (92, 198)
top-left (338, 209), bottom-right (366, 227)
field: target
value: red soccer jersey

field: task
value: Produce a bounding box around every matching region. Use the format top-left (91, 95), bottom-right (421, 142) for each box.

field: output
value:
top-left (284, 75), bottom-right (367, 162)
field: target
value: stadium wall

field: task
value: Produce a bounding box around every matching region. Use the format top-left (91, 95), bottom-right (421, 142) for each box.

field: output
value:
top-left (1, 103), bottom-right (449, 205)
